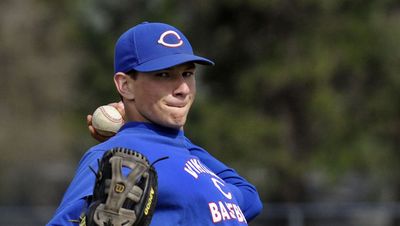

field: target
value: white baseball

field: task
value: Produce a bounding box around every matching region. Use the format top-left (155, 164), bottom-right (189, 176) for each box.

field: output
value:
top-left (92, 105), bottom-right (124, 136)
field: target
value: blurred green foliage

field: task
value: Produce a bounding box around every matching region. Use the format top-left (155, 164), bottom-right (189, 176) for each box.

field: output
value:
top-left (0, 0), bottom-right (399, 206)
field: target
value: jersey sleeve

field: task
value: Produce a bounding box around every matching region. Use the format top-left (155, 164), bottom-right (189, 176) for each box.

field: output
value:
top-left (46, 199), bottom-right (86, 226)
top-left (187, 141), bottom-right (263, 222)
top-left (47, 149), bottom-right (104, 225)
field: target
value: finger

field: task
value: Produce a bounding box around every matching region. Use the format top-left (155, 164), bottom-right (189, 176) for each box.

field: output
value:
top-left (115, 101), bottom-right (126, 120)
top-left (108, 102), bottom-right (119, 108)
top-left (88, 124), bottom-right (96, 134)
top-left (88, 115), bottom-right (110, 142)
top-left (116, 101), bottom-right (124, 109)
top-left (108, 101), bottom-right (126, 121)
top-left (87, 115), bottom-right (93, 126)
top-left (89, 125), bottom-right (110, 142)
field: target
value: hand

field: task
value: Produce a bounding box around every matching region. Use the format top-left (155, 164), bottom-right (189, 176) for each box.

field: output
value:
top-left (87, 101), bottom-right (126, 142)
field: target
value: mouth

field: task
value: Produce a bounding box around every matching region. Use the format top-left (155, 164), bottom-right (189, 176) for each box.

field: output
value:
top-left (166, 103), bottom-right (187, 108)
top-left (165, 100), bottom-right (189, 108)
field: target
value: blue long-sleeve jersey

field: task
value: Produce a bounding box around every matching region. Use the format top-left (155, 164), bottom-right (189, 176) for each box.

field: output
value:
top-left (48, 122), bottom-right (262, 225)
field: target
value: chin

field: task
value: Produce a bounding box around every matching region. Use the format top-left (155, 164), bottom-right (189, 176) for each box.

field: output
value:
top-left (166, 117), bottom-right (187, 130)
top-left (156, 108), bottom-right (189, 129)
top-left (160, 121), bottom-right (184, 130)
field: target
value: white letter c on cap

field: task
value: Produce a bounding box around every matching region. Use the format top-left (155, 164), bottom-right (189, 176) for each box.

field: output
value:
top-left (158, 30), bottom-right (183, 48)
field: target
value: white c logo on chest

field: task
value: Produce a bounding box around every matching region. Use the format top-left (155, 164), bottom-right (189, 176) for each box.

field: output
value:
top-left (211, 177), bottom-right (232, 200)
top-left (157, 30), bottom-right (184, 48)
top-left (183, 158), bottom-right (233, 200)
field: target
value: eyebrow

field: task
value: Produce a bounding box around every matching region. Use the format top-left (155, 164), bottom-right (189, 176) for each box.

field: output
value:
top-left (155, 63), bottom-right (196, 72)
top-left (184, 63), bottom-right (196, 70)
top-left (171, 63), bottom-right (196, 70)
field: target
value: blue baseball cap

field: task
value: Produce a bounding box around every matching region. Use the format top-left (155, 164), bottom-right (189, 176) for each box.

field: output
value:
top-left (114, 22), bottom-right (214, 73)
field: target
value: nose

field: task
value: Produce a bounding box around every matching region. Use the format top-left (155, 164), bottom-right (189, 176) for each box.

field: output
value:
top-left (173, 76), bottom-right (191, 97)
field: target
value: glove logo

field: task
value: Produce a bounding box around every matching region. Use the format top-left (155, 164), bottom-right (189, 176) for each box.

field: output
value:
top-left (157, 30), bottom-right (183, 48)
top-left (144, 187), bottom-right (155, 215)
top-left (115, 183), bottom-right (125, 193)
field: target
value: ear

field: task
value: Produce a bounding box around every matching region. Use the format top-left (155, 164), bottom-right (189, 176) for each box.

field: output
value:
top-left (114, 72), bottom-right (135, 100)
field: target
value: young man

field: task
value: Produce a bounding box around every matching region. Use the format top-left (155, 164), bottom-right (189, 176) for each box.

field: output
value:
top-left (48, 22), bottom-right (262, 225)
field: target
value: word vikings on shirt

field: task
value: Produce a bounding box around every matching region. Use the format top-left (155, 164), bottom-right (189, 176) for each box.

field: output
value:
top-left (184, 158), bottom-right (247, 224)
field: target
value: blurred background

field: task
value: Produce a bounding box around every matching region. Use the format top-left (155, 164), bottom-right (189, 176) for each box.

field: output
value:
top-left (1, 0), bottom-right (400, 225)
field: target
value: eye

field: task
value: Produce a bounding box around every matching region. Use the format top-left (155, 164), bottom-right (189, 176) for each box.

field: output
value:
top-left (155, 72), bottom-right (169, 78)
top-left (182, 71), bottom-right (194, 77)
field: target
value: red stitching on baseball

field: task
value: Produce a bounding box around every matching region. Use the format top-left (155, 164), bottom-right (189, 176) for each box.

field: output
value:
top-left (100, 106), bottom-right (123, 123)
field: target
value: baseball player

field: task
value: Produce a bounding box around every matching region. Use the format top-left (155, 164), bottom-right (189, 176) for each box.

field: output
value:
top-left (47, 22), bottom-right (262, 226)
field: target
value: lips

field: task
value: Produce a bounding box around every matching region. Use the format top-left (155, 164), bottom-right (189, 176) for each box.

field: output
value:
top-left (164, 96), bottom-right (193, 109)
top-left (166, 102), bottom-right (187, 108)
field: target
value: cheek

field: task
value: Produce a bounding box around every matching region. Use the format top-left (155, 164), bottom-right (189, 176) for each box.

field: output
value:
top-left (188, 80), bottom-right (196, 97)
top-left (134, 82), bottom-right (160, 102)
top-left (135, 88), bottom-right (166, 115)
top-left (191, 86), bottom-right (196, 99)
top-left (137, 93), bottom-right (159, 110)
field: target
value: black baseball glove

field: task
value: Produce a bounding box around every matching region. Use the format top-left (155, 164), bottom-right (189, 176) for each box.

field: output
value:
top-left (82, 147), bottom-right (158, 226)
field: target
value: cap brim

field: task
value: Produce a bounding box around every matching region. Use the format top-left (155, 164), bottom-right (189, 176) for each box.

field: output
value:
top-left (133, 54), bottom-right (214, 72)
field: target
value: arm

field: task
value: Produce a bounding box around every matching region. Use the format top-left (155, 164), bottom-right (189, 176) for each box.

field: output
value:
top-left (188, 145), bottom-right (263, 221)
top-left (46, 199), bottom-right (87, 226)
top-left (47, 150), bottom-right (102, 225)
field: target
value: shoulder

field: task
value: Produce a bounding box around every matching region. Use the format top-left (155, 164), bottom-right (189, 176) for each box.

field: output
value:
top-left (83, 131), bottom-right (169, 164)
top-left (185, 140), bottom-right (214, 160)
